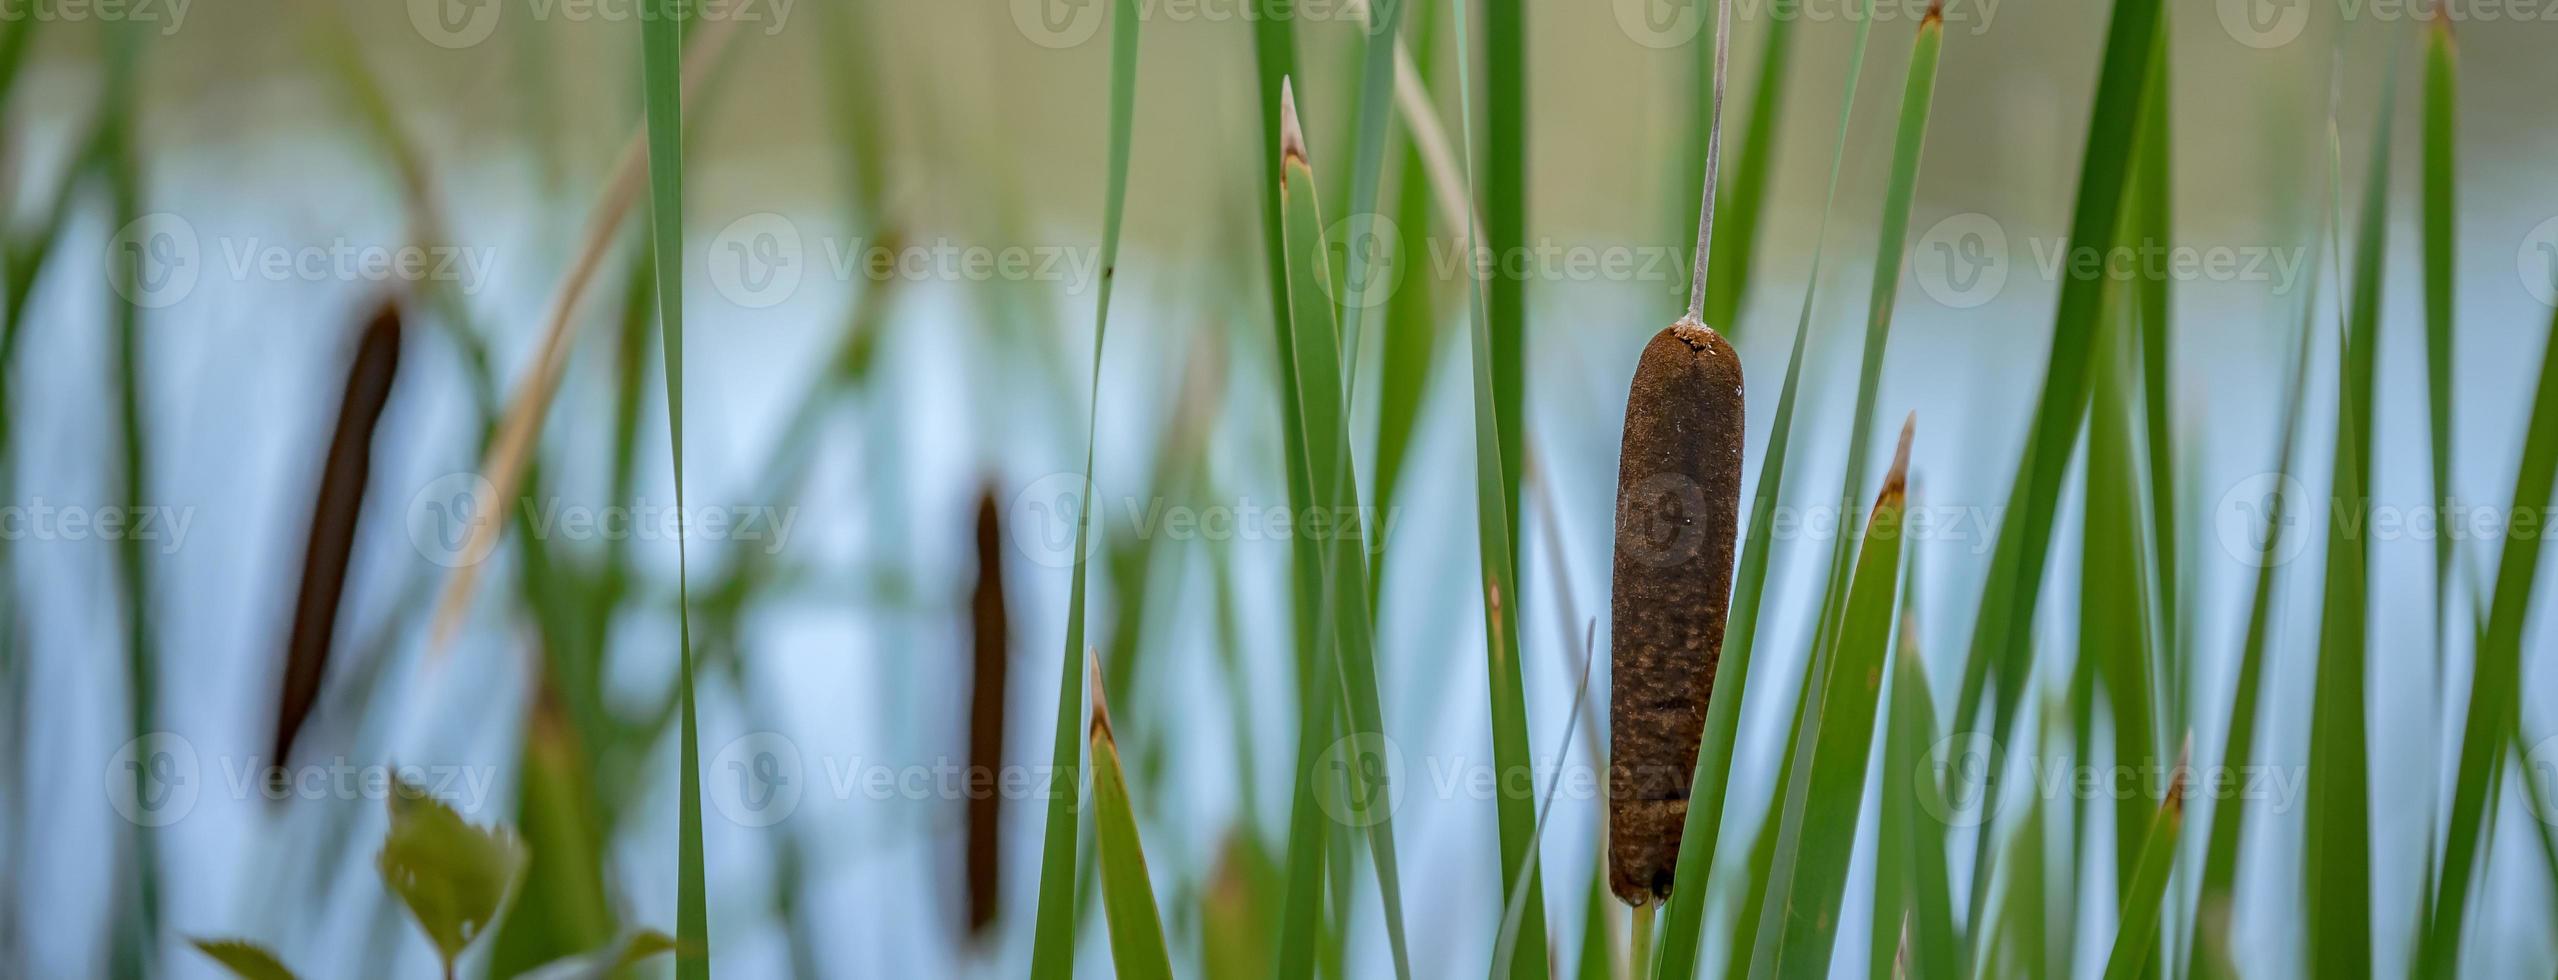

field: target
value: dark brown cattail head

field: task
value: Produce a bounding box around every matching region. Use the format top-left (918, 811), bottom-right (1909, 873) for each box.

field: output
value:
top-left (963, 487), bottom-right (1011, 940)
top-left (272, 301), bottom-right (404, 788)
top-left (1608, 321), bottom-right (1744, 905)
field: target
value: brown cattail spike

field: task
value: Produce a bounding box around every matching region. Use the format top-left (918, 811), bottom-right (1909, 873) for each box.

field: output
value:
top-left (963, 488), bottom-right (1010, 939)
top-left (1608, 321), bottom-right (1745, 905)
top-left (273, 302), bottom-right (403, 784)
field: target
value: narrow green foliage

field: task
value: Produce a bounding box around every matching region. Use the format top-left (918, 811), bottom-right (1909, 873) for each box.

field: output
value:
top-left (2422, 18), bottom-right (2458, 651)
top-left (2086, 283), bottom-right (2157, 893)
top-left (1952, 0), bottom-right (2160, 927)
top-left (1765, 423), bottom-right (1913, 979)
top-left (633, 5), bottom-right (705, 974)
top-left (1649, 9), bottom-right (1876, 977)
top-left (1089, 667), bottom-right (1175, 979)
top-left (377, 780), bottom-right (528, 976)
top-left (1878, 613), bottom-right (1958, 980)
top-left (2132, 20), bottom-right (2182, 731)
top-left (1277, 99), bottom-right (1415, 979)
top-left (1444, 4), bottom-right (1549, 972)
top-left (2100, 763), bottom-right (2187, 980)
top-left (1332, 0), bottom-right (1407, 366)
top-left (100, 27), bottom-right (158, 980)
top-left (2188, 271), bottom-right (2317, 980)
top-left (1748, 16), bottom-right (1936, 974)
top-left (1371, 0), bottom-right (1441, 566)
top-left (2420, 256), bottom-right (2558, 980)
top-left (1030, 3), bottom-right (1141, 974)
top-left (2305, 52), bottom-right (2399, 979)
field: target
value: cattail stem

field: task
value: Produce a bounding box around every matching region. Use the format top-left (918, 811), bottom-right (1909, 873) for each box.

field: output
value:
top-left (1682, 0), bottom-right (1736, 326)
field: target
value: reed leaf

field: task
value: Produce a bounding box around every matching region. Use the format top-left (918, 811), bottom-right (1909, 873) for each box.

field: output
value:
top-left (1029, 1), bottom-right (1141, 973)
top-left (2099, 746), bottom-right (2188, 980)
top-left (1088, 657), bottom-right (1174, 978)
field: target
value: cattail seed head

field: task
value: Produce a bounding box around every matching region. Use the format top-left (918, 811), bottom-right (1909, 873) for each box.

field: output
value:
top-left (1608, 321), bottom-right (1745, 905)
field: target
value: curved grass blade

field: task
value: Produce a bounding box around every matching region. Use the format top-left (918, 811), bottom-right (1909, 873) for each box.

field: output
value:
top-left (1332, 0), bottom-right (1406, 373)
top-left (2086, 262), bottom-right (2158, 895)
top-left (632, 3), bottom-right (706, 975)
top-left (1443, 4), bottom-right (1550, 972)
top-left (1744, 13), bottom-right (1940, 975)
top-left (1028, 2), bottom-right (1142, 974)
top-left (1277, 87), bottom-right (1414, 978)
top-left (190, 939), bottom-right (297, 980)
top-left (1088, 657), bottom-right (1174, 979)
top-left (2187, 251), bottom-right (2319, 980)
top-left (1949, 0), bottom-right (2162, 929)
top-left (1763, 420), bottom-right (1914, 979)
top-left (1648, 7), bottom-right (1879, 977)
top-left (1492, 620), bottom-right (1599, 977)
top-left (2419, 233), bottom-right (2558, 980)
top-left (2421, 15), bottom-right (2457, 659)
top-left (2305, 47), bottom-right (2400, 979)
top-left (2099, 745), bottom-right (2189, 980)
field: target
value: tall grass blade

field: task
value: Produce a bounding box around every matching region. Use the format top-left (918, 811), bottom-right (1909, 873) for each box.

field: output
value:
top-left (1277, 86), bottom-right (1415, 977)
top-left (1764, 420), bottom-right (1914, 979)
top-left (2418, 224), bottom-right (2558, 980)
top-left (1701, 16), bottom-right (1796, 331)
top-left (1444, 4), bottom-right (1550, 971)
top-left (2305, 48), bottom-right (2399, 979)
top-left (2086, 263), bottom-right (2158, 894)
top-left (1950, 0), bottom-right (2161, 928)
top-left (100, 25), bottom-right (158, 980)
top-left (1029, 1), bottom-right (1141, 973)
top-left (1088, 658), bottom-right (1174, 978)
top-left (2099, 746), bottom-right (2189, 980)
top-left (2132, 19), bottom-right (2183, 732)
top-left (2421, 16), bottom-right (2457, 657)
top-left (632, 2), bottom-right (705, 974)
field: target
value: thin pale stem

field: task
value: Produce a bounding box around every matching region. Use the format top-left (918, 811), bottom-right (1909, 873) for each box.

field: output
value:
top-left (1681, 0), bottom-right (1735, 326)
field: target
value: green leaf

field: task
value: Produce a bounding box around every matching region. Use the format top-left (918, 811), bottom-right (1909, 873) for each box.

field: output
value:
top-left (1951, 0), bottom-right (2161, 930)
top-left (1029, 1), bottom-right (1143, 975)
top-left (189, 939), bottom-right (298, 980)
top-left (1700, 15), bottom-right (1796, 331)
top-left (2305, 47), bottom-right (2399, 980)
top-left (1441, 3), bottom-right (1549, 974)
top-left (2099, 761), bottom-right (2188, 980)
top-left (1648, 6), bottom-right (1876, 977)
top-left (1764, 422), bottom-right (1914, 979)
top-left (1877, 617), bottom-right (1959, 980)
top-left (377, 779), bottom-right (528, 973)
top-left (2421, 17), bottom-right (2458, 654)
top-left (1089, 664), bottom-right (1175, 979)
top-left (2420, 199), bottom-right (2558, 980)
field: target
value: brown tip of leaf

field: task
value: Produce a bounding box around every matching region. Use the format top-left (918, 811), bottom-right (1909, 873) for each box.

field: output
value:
top-left (1923, 0), bottom-right (1943, 25)
top-left (1880, 412), bottom-right (1916, 502)
top-left (1087, 647), bottom-right (1114, 746)
top-left (1279, 76), bottom-right (1309, 171)
top-left (2168, 732), bottom-right (2194, 812)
